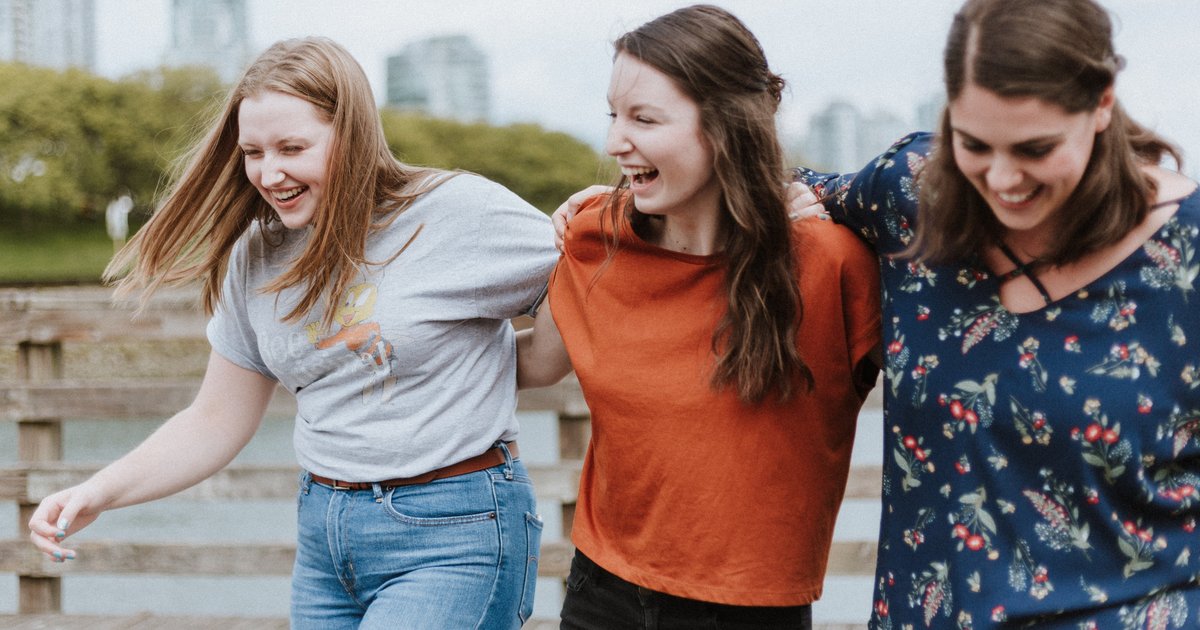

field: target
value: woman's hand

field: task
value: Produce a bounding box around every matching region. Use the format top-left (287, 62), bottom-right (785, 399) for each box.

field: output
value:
top-left (786, 181), bottom-right (828, 221)
top-left (553, 185), bottom-right (613, 251)
top-left (26, 351), bottom-right (275, 562)
top-left (27, 483), bottom-right (110, 562)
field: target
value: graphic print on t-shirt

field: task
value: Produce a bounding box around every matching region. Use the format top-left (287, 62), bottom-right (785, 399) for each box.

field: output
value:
top-left (304, 281), bottom-right (399, 402)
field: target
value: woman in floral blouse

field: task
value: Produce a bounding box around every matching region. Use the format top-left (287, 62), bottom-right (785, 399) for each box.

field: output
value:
top-left (795, 0), bottom-right (1200, 627)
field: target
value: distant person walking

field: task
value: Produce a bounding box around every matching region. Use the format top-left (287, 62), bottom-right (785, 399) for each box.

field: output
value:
top-left (28, 37), bottom-right (556, 629)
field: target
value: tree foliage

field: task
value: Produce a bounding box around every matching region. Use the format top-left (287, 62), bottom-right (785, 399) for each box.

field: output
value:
top-left (381, 110), bottom-right (611, 213)
top-left (0, 62), bottom-right (609, 224)
top-left (0, 63), bottom-right (225, 224)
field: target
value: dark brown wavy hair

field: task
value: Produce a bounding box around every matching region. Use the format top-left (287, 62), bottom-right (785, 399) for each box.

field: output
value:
top-left (107, 37), bottom-right (449, 330)
top-left (909, 0), bottom-right (1182, 266)
top-left (600, 4), bottom-right (810, 402)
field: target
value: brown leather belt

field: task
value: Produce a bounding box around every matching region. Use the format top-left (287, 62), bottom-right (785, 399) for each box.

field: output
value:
top-left (308, 442), bottom-right (519, 490)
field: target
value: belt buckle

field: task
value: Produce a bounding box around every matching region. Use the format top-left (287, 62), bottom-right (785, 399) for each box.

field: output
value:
top-left (332, 479), bottom-right (353, 490)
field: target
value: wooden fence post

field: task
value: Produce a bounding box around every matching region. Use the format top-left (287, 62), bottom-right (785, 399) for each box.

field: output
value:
top-left (557, 412), bottom-right (589, 540)
top-left (16, 341), bottom-right (64, 613)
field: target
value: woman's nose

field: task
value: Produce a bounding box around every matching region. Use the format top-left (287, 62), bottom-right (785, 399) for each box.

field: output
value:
top-left (605, 124), bottom-right (631, 157)
top-left (261, 160), bottom-right (286, 187)
top-left (985, 155), bottom-right (1022, 191)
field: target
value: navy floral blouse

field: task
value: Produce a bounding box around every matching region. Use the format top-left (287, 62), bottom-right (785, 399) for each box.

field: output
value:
top-left (799, 133), bottom-right (1200, 629)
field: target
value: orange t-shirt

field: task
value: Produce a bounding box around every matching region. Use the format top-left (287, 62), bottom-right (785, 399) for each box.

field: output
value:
top-left (548, 195), bottom-right (881, 606)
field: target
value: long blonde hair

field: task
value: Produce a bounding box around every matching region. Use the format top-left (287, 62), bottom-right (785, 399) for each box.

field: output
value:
top-left (107, 37), bottom-right (448, 329)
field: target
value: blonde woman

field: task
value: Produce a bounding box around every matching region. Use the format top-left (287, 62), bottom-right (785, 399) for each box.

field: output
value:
top-left (28, 37), bottom-right (556, 629)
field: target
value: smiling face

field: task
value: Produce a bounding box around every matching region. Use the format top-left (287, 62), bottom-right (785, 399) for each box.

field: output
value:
top-left (604, 52), bottom-right (720, 224)
top-left (948, 81), bottom-right (1114, 250)
top-left (238, 90), bottom-right (334, 229)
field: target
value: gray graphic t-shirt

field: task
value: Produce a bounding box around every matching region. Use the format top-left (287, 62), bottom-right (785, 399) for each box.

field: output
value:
top-left (208, 174), bottom-right (557, 480)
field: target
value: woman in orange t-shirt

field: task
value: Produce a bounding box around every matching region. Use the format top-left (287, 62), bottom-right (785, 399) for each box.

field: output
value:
top-left (517, 5), bottom-right (881, 628)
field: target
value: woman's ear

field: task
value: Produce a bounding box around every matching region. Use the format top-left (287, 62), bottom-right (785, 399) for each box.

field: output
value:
top-left (1094, 85), bottom-right (1116, 133)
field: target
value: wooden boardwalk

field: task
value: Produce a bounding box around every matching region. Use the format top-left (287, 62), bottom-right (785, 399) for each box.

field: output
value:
top-left (0, 286), bottom-right (882, 627)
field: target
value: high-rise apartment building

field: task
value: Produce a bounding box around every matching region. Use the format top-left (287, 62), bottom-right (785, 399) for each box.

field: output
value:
top-left (805, 101), bottom-right (908, 173)
top-left (165, 0), bottom-right (250, 83)
top-left (386, 35), bottom-right (490, 123)
top-left (0, 0), bottom-right (95, 71)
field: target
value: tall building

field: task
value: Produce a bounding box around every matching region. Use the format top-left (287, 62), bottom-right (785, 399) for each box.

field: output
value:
top-left (165, 0), bottom-right (250, 84)
top-left (804, 101), bottom-right (861, 173)
top-left (915, 93), bottom-right (946, 133)
top-left (0, 0), bottom-right (95, 71)
top-left (386, 35), bottom-right (490, 123)
top-left (805, 101), bottom-right (909, 173)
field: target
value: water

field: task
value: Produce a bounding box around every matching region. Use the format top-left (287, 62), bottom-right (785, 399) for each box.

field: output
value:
top-left (2, 409), bottom-right (880, 624)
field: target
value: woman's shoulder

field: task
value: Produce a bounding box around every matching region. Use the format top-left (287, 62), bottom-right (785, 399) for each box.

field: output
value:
top-left (403, 171), bottom-right (543, 223)
top-left (414, 171), bottom-right (500, 202)
top-left (1151, 167), bottom-right (1200, 208)
top-left (790, 217), bottom-right (876, 270)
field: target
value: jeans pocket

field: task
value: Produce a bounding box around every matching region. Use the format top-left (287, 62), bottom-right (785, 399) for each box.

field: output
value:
top-left (518, 512), bottom-right (544, 623)
top-left (382, 475), bottom-right (498, 526)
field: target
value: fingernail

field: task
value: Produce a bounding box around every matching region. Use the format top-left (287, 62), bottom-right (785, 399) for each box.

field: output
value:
top-left (53, 551), bottom-right (62, 560)
top-left (66, 552), bottom-right (76, 560)
top-left (57, 518), bottom-right (69, 530)
top-left (818, 214), bottom-right (829, 221)
top-left (55, 531), bottom-right (65, 539)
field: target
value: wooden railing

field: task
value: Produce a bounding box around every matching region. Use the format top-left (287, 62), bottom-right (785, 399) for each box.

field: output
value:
top-left (0, 286), bottom-right (880, 629)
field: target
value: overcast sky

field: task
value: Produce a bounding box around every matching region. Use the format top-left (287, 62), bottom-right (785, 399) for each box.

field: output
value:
top-left (95, 0), bottom-right (1200, 176)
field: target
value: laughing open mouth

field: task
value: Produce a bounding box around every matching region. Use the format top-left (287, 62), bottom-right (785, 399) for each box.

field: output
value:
top-left (623, 166), bottom-right (659, 186)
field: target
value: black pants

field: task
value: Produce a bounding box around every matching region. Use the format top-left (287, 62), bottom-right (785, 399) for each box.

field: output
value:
top-left (560, 551), bottom-right (813, 630)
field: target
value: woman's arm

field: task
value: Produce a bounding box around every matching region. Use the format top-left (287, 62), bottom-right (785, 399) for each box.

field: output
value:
top-left (516, 297), bottom-right (573, 389)
top-left (27, 350), bottom-right (276, 560)
top-left (793, 131), bottom-right (934, 255)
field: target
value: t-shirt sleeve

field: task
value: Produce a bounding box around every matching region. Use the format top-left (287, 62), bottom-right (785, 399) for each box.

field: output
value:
top-left (793, 131), bottom-right (933, 257)
top-left (468, 180), bottom-right (559, 319)
top-left (206, 234), bottom-right (275, 379)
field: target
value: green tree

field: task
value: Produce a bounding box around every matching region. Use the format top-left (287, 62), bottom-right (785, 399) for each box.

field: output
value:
top-left (0, 63), bottom-right (223, 225)
top-left (382, 110), bottom-right (612, 213)
top-left (1, 62), bottom-right (608, 224)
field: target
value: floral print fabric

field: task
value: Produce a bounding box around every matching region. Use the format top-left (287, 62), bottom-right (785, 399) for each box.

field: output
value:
top-left (798, 132), bottom-right (1200, 629)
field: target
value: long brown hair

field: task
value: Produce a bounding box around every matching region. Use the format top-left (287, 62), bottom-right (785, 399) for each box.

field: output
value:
top-left (601, 4), bottom-right (810, 402)
top-left (909, 0), bottom-right (1182, 266)
top-left (107, 37), bottom-right (448, 330)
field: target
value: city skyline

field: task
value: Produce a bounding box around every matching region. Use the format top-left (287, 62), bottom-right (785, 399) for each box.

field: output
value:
top-left (82, 1), bottom-right (1200, 175)
top-left (0, 0), bottom-right (96, 71)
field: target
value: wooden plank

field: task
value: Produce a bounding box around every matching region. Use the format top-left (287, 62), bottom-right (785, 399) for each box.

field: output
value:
top-left (0, 614), bottom-right (288, 629)
top-left (6, 461), bottom-right (584, 503)
top-left (4, 460), bottom-right (872, 504)
top-left (824, 540), bottom-right (879, 576)
top-left (16, 577), bottom-right (60, 615)
top-left (0, 288), bottom-right (208, 344)
top-left (0, 540), bottom-right (297, 577)
top-left (16, 421), bottom-right (62, 461)
top-left (17, 343), bottom-right (65, 615)
top-left (843, 464), bottom-right (882, 500)
top-left (0, 381), bottom-right (297, 422)
top-left (0, 539), bottom-right (875, 578)
top-left (0, 379), bottom-right (588, 421)
top-left (558, 414), bottom-right (591, 459)
top-left (516, 377), bottom-right (590, 416)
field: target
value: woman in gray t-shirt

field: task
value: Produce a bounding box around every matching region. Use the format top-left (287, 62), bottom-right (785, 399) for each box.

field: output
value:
top-left (27, 37), bottom-right (556, 629)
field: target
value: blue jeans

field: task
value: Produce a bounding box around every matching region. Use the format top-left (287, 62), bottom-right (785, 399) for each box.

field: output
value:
top-left (291, 444), bottom-right (542, 629)
top-left (560, 551), bottom-right (811, 630)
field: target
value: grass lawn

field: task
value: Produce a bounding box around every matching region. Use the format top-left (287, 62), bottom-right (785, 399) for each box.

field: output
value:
top-left (0, 222), bottom-right (120, 284)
